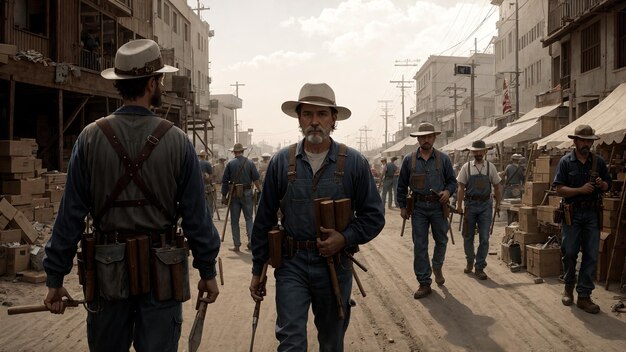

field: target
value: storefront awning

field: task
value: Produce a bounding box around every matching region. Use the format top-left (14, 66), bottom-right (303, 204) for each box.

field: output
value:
top-left (382, 135), bottom-right (417, 157)
top-left (534, 82), bottom-right (626, 149)
top-left (483, 103), bottom-right (562, 146)
top-left (441, 125), bottom-right (498, 152)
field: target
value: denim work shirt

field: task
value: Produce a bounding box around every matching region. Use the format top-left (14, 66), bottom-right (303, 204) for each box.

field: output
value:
top-left (250, 138), bottom-right (385, 276)
top-left (43, 105), bottom-right (221, 287)
top-left (553, 150), bottom-right (611, 204)
top-left (396, 148), bottom-right (457, 209)
top-left (221, 156), bottom-right (260, 196)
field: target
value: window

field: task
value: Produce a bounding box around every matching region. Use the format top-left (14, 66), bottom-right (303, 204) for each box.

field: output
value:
top-left (580, 21), bottom-right (601, 73)
top-left (508, 32), bottom-right (513, 53)
top-left (552, 56), bottom-right (560, 87)
top-left (617, 10), bottom-right (626, 69)
top-left (156, 1), bottom-right (161, 18)
top-left (184, 23), bottom-right (189, 41)
top-left (198, 70), bottom-right (202, 89)
top-left (14, 0), bottom-right (48, 36)
top-left (185, 68), bottom-right (191, 78)
top-left (163, 3), bottom-right (170, 25)
top-left (172, 12), bottom-right (178, 34)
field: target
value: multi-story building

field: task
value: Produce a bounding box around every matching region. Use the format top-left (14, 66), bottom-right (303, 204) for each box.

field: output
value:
top-left (210, 94), bottom-right (240, 159)
top-left (492, 0), bottom-right (554, 125)
top-left (0, 0), bottom-right (193, 171)
top-left (406, 53), bottom-right (494, 144)
top-left (544, 0), bottom-right (626, 120)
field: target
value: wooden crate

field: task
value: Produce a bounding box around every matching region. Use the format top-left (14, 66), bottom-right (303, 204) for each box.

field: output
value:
top-left (518, 206), bottom-right (538, 232)
top-left (522, 182), bottom-right (550, 206)
top-left (526, 244), bottom-right (562, 277)
top-left (514, 230), bottom-right (549, 266)
top-left (536, 205), bottom-right (558, 224)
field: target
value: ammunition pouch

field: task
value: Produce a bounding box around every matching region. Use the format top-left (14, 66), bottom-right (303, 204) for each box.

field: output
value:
top-left (234, 184), bottom-right (244, 198)
top-left (410, 174), bottom-right (426, 190)
top-left (553, 206), bottom-right (564, 224)
top-left (152, 247), bottom-right (191, 302)
top-left (94, 243), bottom-right (129, 301)
top-left (268, 229), bottom-right (284, 269)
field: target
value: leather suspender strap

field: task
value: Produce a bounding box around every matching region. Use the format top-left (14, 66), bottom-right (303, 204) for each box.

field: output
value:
top-left (334, 143), bottom-right (347, 183)
top-left (287, 143), bottom-right (297, 182)
top-left (95, 118), bottom-right (174, 223)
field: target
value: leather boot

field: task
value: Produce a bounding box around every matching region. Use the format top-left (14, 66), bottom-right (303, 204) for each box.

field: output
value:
top-left (229, 246), bottom-right (240, 252)
top-left (474, 269), bottom-right (488, 280)
top-left (433, 267), bottom-right (445, 286)
top-left (577, 297), bottom-right (600, 314)
top-left (463, 261), bottom-right (473, 274)
top-left (561, 285), bottom-right (574, 306)
top-left (413, 285), bottom-right (432, 299)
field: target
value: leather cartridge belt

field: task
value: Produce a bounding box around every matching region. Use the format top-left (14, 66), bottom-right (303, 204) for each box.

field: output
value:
top-left (567, 200), bottom-right (600, 209)
top-left (284, 236), bottom-right (318, 251)
top-left (413, 193), bottom-right (439, 202)
top-left (96, 231), bottom-right (174, 245)
top-left (240, 184), bottom-right (252, 190)
top-left (465, 195), bottom-right (491, 201)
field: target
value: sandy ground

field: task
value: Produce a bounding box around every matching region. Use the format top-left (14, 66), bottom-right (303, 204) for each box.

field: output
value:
top-left (2, 208), bottom-right (626, 352)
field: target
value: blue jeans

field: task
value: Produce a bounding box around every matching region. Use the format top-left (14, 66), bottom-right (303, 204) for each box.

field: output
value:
top-left (561, 207), bottom-right (599, 297)
top-left (381, 179), bottom-right (394, 207)
top-left (411, 202), bottom-right (448, 286)
top-left (463, 201), bottom-right (492, 269)
top-left (230, 189), bottom-right (254, 247)
top-left (87, 292), bottom-right (182, 352)
top-left (392, 176), bottom-right (399, 207)
top-left (274, 250), bottom-right (352, 351)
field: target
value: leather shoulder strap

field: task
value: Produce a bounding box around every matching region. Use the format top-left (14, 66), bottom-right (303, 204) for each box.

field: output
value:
top-left (287, 143), bottom-right (297, 182)
top-left (95, 118), bottom-right (174, 224)
top-left (334, 143), bottom-right (348, 182)
top-left (410, 151), bottom-right (417, 175)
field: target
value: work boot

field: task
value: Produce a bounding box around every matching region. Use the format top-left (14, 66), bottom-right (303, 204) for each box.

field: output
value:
top-left (229, 246), bottom-right (240, 252)
top-left (413, 285), bottom-right (432, 299)
top-left (463, 261), bottom-right (474, 274)
top-left (561, 285), bottom-right (574, 306)
top-left (577, 297), bottom-right (600, 314)
top-left (433, 267), bottom-right (445, 286)
top-left (474, 269), bottom-right (488, 280)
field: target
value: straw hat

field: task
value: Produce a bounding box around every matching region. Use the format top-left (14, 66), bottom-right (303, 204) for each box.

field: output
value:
top-left (281, 83), bottom-right (351, 120)
top-left (229, 143), bottom-right (247, 152)
top-left (101, 39), bottom-right (178, 80)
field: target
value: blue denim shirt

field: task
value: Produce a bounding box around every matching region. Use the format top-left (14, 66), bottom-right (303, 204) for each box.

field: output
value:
top-left (221, 156), bottom-right (260, 196)
top-left (43, 105), bottom-right (221, 287)
top-left (250, 138), bottom-right (385, 276)
top-left (553, 150), bottom-right (611, 204)
top-left (199, 160), bottom-right (212, 175)
top-left (396, 148), bottom-right (457, 208)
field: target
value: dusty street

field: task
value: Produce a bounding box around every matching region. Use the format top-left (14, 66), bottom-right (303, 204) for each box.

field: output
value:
top-left (1, 209), bottom-right (626, 352)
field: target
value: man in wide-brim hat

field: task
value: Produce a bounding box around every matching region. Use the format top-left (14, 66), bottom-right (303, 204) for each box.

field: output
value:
top-left (43, 39), bottom-right (220, 351)
top-left (249, 83), bottom-right (384, 350)
top-left (222, 142), bottom-right (261, 252)
top-left (501, 153), bottom-right (526, 199)
top-left (397, 122), bottom-right (457, 299)
top-left (456, 140), bottom-right (502, 280)
top-left (554, 124), bottom-right (610, 314)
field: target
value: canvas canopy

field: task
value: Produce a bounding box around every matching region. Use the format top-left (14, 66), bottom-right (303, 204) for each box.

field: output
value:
top-left (483, 103), bottom-right (562, 146)
top-left (534, 82), bottom-right (626, 149)
top-left (441, 125), bottom-right (498, 152)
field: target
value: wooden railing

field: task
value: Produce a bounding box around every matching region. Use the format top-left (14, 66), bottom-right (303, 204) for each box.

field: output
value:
top-left (548, 0), bottom-right (604, 35)
top-left (12, 28), bottom-right (50, 57)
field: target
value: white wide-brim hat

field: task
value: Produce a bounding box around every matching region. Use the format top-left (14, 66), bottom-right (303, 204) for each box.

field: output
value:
top-left (281, 83), bottom-right (351, 121)
top-left (101, 39), bottom-right (178, 80)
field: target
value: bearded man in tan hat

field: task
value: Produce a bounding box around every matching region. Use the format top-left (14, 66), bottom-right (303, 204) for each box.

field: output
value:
top-left (43, 39), bottom-right (220, 351)
top-left (456, 140), bottom-right (502, 280)
top-left (554, 124), bottom-right (610, 314)
top-left (221, 143), bottom-right (262, 252)
top-left (249, 83), bottom-right (384, 350)
top-left (397, 122), bottom-right (457, 299)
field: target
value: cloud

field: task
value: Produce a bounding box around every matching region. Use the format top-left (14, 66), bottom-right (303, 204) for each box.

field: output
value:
top-left (223, 50), bottom-right (316, 71)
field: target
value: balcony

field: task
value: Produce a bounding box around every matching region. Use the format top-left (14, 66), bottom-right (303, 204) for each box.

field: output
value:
top-left (104, 0), bottom-right (132, 17)
top-left (12, 28), bottom-right (50, 57)
top-left (545, 0), bottom-right (613, 45)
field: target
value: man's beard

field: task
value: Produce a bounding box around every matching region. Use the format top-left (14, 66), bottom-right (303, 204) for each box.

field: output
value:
top-left (303, 126), bottom-right (330, 145)
top-left (150, 86), bottom-right (162, 107)
top-left (474, 155), bottom-right (484, 162)
top-left (578, 146), bottom-right (590, 155)
top-left (420, 143), bottom-right (432, 150)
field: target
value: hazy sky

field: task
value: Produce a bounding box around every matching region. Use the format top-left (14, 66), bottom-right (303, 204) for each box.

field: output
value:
top-left (190, 0), bottom-right (498, 151)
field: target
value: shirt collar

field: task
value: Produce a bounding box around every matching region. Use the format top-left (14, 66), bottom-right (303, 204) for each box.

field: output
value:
top-left (417, 147), bottom-right (437, 160)
top-left (112, 105), bottom-right (155, 116)
top-left (296, 137), bottom-right (338, 163)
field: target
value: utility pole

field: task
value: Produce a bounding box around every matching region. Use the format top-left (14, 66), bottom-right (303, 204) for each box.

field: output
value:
top-left (515, 0), bottom-right (520, 121)
top-left (391, 59), bottom-right (419, 138)
top-left (445, 84), bottom-right (466, 139)
top-left (231, 81), bottom-right (245, 143)
top-left (470, 59), bottom-right (476, 132)
top-left (378, 100), bottom-right (393, 146)
top-left (192, 1), bottom-right (210, 16)
top-left (358, 126), bottom-right (372, 151)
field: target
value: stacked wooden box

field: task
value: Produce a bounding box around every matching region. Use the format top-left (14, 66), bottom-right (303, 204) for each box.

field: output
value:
top-left (42, 171), bottom-right (67, 215)
top-left (0, 139), bottom-right (54, 223)
top-left (532, 155), bottom-right (561, 184)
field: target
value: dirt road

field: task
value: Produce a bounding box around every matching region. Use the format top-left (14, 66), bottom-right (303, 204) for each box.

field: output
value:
top-left (2, 209), bottom-right (626, 351)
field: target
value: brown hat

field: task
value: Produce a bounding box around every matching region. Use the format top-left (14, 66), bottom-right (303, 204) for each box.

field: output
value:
top-left (229, 143), bottom-right (247, 152)
top-left (281, 83), bottom-right (351, 121)
top-left (568, 124), bottom-right (599, 140)
top-left (467, 140), bottom-right (492, 151)
top-left (409, 122), bottom-right (441, 137)
top-left (101, 39), bottom-right (177, 80)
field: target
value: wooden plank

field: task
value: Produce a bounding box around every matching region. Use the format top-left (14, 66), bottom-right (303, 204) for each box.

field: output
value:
top-left (58, 89), bottom-right (64, 171)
